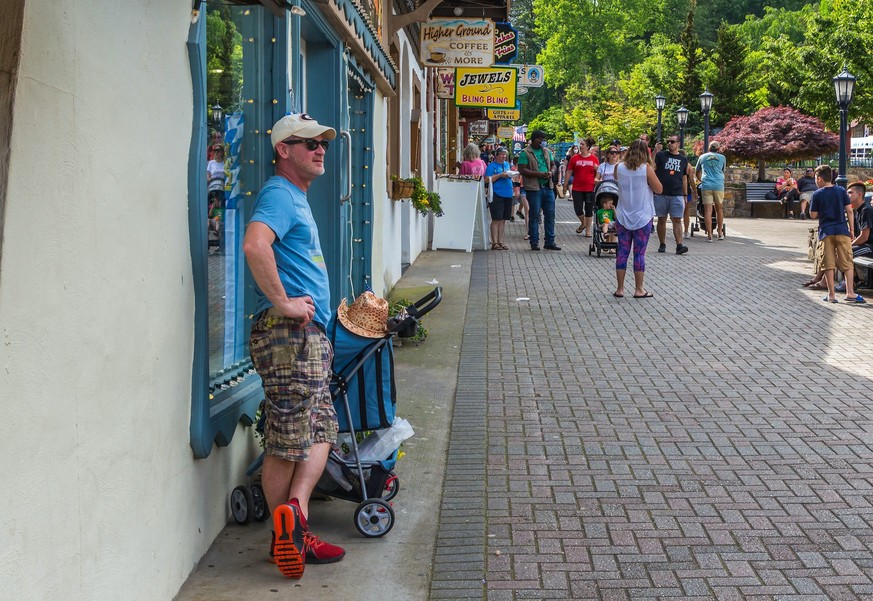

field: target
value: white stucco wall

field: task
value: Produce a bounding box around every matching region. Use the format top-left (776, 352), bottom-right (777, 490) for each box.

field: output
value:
top-left (0, 3), bottom-right (257, 600)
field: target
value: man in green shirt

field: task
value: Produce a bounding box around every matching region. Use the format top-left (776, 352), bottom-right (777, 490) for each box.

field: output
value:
top-left (517, 130), bottom-right (561, 251)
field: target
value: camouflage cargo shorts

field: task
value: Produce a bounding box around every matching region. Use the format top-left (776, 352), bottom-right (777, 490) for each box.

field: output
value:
top-left (249, 311), bottom-right (337, 462)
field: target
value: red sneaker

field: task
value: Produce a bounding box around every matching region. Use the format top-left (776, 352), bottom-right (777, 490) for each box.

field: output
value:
top-left (304, 531), bottom-right (346, 564)
top-left (271, 500), bottom-right (305, 578)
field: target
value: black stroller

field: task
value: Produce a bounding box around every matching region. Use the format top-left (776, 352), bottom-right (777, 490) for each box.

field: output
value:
top-left (588, 180), bottom-right (619, 257)
top-left (690, 184), bottom-right (726, 238)
top-left (229, 287), bottom-right (442, 538)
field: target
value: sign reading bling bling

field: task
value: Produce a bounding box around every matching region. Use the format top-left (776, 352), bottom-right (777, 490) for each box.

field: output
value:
top-left (420, 19), bottom-right (494, 68)
top-left (454, 67), bottom-right (518, 108)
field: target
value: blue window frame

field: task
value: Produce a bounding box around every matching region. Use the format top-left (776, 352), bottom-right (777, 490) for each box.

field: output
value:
top-left (187, 2), bottom-right (290, 458)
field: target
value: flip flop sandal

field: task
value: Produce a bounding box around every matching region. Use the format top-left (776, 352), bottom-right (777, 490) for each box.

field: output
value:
top-left (576, 225), bottom-right (585, 234)
top-left (801, 280), bottom-right (816, 287)
top-left (822, 296), bottom-right (839, 303)
top-left (633, 291), bottom-right (654, 298)
top-left (844, 294), bottom-right (867, 304)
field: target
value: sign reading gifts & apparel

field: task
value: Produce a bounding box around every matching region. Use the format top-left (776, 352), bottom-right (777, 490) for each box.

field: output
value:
top-left (454, 66), bottom-right (518, 108)
top-left (420, 19), bottom-right (495, 67)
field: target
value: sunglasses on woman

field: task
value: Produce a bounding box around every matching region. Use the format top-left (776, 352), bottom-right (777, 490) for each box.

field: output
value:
top-left (282, 138), bottom-right (330, 151)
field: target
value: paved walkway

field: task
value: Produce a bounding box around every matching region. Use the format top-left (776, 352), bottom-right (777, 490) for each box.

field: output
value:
top-left (431, 200), bottom-right (873, 600)
top-left (177, 199), bottom-right (873, 601)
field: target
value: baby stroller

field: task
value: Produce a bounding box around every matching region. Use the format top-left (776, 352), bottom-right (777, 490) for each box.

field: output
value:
top-left (691, 184), bottom-right (726, 238)
top-left (589, 180), bottom-right (619, 257)
top-left (229, 287), bottom-right (442, 538)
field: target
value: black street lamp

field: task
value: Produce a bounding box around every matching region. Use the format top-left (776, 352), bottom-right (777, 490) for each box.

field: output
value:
top-left (699, 90), bottom-right (714, 152)
top-left (211, 103), bottom-right (224, 130)
top-left (677, 106), bottom-right (689, 150)
top-left (655, 94), bottom-right (666, 144)
top-left (833, 66), bottom-right (856, 189)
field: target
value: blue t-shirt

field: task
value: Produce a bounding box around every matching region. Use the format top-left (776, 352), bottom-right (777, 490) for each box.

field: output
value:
top-left (485, 161), bottom-right (514, 198)
top-left (249, 176), bottom-right (331, 327)
top-left (810, 185), bottom-right (850, 240)
top-left (697, 152), bottom-right (726, 191)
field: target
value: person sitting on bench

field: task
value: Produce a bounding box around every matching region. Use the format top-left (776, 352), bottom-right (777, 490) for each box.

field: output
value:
top-left (776, 167), bottom-right (801, 219)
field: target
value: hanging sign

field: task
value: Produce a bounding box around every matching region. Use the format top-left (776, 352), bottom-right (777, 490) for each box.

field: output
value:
top-left (420, 19), bottom-right (494, 67)
top-left (487, 108), bottom-right (521, 121)
top-left (494, 22), bottom-right (518, 64)
top-left (454, 67), bottom-right (518, 108)
top-left (510, 64), bottom-right (545, 88)
top-left (497, 125), bottom-right (515, 139)
top-left (469, 120), bottom-right (489, 137)
top-left (434, 68), bottom-right (456, 98)
top-left (516, 85), bottom-right (528, 96)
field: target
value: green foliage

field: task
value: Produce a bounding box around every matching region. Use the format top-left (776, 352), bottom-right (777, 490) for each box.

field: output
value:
top-left (387, 299), bottom-right (428, 343)
top-left (206, 8), bottom-right (244, 116)
top-left (528, 105), bottom-right (572, 141)
top-left (705, 22), bottom-right (753, 126)
top-left (679, 0), bottom-right (703, 108)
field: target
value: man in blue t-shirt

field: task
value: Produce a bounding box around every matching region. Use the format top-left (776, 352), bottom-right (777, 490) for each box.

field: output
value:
top-left (695, 141), bottom-right (727, 241)
top-left (809, 165), bottom-right (865, 303)
top-left (243, 113), bottom-right (346, 578)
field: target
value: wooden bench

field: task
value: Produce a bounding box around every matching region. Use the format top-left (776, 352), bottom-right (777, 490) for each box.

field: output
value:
top-left (745, 182), bottom-right (783, 218)
top-left (854, 255), bottom-right (873, 290)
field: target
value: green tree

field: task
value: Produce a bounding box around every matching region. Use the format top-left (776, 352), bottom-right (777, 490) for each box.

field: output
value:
top-left (679, 0), bottom-right (702, 107)
top-left (705, 22), bottom-right (752, 126)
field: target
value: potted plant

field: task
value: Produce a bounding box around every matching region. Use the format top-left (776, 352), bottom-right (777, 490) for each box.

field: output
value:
top-left (389, 175), bottom-right (415, 200)
top-left (389, 176), bottom-right (443, 217)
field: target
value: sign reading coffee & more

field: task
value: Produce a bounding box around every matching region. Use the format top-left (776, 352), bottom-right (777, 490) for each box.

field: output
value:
top-left (454, 67), bottom-right (518, 108)
top-left (420, 19), bottom-right (494, 68)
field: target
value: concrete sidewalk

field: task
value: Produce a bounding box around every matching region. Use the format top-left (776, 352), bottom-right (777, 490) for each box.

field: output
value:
top-left (174, 251), bottom-right (473, 601)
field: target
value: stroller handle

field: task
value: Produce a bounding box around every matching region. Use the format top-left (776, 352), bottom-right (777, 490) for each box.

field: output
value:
top-left (407, 286), bottom-right (442, 318)
top-left (387, 287), bottom-right (442, 337)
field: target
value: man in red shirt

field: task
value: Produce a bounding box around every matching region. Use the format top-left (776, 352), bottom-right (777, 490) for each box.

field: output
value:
top-left (566, 137), bottom-right (600, 235)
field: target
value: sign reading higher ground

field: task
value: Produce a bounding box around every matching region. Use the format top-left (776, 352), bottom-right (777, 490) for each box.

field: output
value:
top-left (454, 67), bottom-right (518, 108)
top-left (420, 19), bottom-right (494, 67)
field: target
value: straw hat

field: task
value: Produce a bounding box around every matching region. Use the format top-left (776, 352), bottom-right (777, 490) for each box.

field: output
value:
top-left (337, 291), bottom-right (389, 338)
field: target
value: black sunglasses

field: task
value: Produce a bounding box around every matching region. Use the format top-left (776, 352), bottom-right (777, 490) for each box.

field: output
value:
top-left (667, 139), bottom-right (679, 144)
top-left (282, 138), bottom-right (330, 151)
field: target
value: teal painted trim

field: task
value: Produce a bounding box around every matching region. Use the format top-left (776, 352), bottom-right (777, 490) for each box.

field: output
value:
top-left (188, 4), bottom-right (276, 458)
top-left (187, 7), bottom-right (212, 459)
top-left (332, 0), bottom-right (395, 88)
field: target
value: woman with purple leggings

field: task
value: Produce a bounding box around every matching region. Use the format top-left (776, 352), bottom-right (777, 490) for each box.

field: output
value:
top-left (613, 139), bottom-right (663, 298)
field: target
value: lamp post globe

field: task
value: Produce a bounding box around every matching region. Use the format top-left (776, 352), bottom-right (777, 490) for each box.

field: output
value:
top-left (699, 90), bottom-right (714, 153)
top-left (832, 67), bottom-right (856, 189)
top-left (211, 103), bottom-right (224, 129)
top-left (677, 106), bottom-right (689, 150)
top-left (655, 94), bottom-right (666, 144)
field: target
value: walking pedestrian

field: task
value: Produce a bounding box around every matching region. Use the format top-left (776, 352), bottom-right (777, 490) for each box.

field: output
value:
top-left (695, 141), bottom-right (726, 242)
top-left (613, 139), bottom-right (663, 298)
top-left (243, 113), bottom-right (347, 579)
top-left (517, 130), bottom-right (560, 251)
top-left (653, 135), bottom-right (692, 253)
top-left (595, 144), bottom-right (620, 183)
top-left (567, 137), bottom-right (599, 236)
top-left (486, 147), bottom-right (514, 250)
top-left (457, 143), bottom-right (487, 176)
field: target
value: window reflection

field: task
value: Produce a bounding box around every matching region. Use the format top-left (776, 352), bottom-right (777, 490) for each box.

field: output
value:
top-left (206, 5), bottom-right (252, 378)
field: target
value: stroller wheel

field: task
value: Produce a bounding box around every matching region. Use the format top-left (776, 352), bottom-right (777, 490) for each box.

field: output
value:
top-left (250, 483), bottom-right (270, 522)
top-left (230, 485), bottom-right (254, 525)
top-left (354, 499), bottom-right (395, 538)
top-left (382, 474), bottom-right (400, 501)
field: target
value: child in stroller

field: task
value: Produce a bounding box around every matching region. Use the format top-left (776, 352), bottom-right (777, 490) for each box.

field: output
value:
top-left (589, 180), bottom-right (620, 257)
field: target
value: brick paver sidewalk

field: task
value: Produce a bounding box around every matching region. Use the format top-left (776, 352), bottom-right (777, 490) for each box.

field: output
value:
top-left (431, 201), bottom-right (873, 600)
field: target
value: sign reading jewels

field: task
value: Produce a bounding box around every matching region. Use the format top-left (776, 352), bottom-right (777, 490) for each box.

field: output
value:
top-left (454, 67), bottom-right (518, 108)
top-left (420, 19), bottom-right (495, 67)
top-left (494, 22), bottom-right (518, 64)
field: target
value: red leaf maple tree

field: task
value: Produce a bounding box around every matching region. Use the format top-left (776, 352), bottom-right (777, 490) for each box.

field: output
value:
top-left (712, 106), bottom-right (839, 181)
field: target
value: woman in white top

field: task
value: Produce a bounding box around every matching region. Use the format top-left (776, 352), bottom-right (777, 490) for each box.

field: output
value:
top-left (595, 144), bottom-right (620, 183)
top-left (613, 139), bottom-right (663, 299)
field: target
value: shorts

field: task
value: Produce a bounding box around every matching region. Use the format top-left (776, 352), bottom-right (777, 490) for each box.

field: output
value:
top-left (249, 311), bottom-right (338, 462)
top-left (572, 190), bottom-right (595, 217)
top-left (821, 235), bottom-right (853, 272)
top-left (800, 191), bottom-right (814, 202)
top-left (654, 194), bottom-right (685, 218)
top-left (701, 189), bottom-right (724, 206)
top-left (489, 194), bottom-right (513, 220)
top-left (600, 222), bottom-right (616, 233)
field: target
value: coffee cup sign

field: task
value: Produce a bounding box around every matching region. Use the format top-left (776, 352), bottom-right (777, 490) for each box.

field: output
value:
top-left (420, 18), bottom-right (495, 68)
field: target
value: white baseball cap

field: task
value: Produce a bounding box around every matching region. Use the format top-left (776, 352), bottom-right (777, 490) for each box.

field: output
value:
top-left (270, 113), bottom-right (336, 149)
